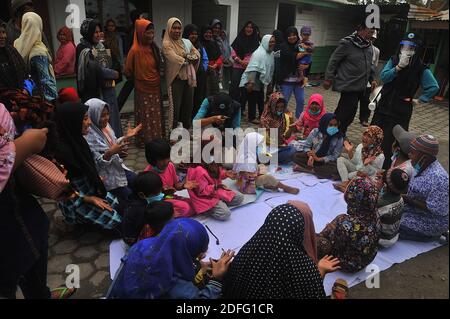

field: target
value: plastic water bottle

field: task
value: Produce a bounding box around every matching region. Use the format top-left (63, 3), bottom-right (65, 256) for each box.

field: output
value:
top-left (368, 102), bottom-right (376, 111)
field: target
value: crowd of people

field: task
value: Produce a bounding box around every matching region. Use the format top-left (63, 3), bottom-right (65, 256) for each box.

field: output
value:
top-left (0, 0), bottom-right (448, 300)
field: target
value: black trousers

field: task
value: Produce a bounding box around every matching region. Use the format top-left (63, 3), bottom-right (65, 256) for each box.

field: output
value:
top-left (334, 90), bottom-right (367, 134)
top-left (230, 68), bottom-right (248, 114)
top-left (359, 87), bottom-right (372, 123)
top-left (371, 111), bottom-right (412, 170)
top-left (248, 90), bottom-right (265, 122)
top-left (117, 79), bottom-right (135, 112)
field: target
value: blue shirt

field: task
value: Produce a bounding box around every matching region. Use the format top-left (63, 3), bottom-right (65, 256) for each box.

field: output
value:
top-left (193, 98), bottom-right (241, 129)
top-left (380, 59), bottom-right (439, 103)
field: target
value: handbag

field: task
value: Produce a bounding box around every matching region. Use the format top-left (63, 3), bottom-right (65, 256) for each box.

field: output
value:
top-left (16, 154), bottom-right (71, 201)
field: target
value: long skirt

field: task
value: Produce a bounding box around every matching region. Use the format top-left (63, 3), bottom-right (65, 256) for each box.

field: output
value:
top-left (135, 89), bottom-right (163, 146)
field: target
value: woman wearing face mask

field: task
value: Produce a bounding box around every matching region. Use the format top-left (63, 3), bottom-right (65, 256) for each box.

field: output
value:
top-left (400, 135), bottom-right (448, 242)
top-left (371, 33), bottom-right (439, 169)
top-left (292, 113), bottom-right (343, 180)
top-left (334, 125), bottom-right (385, 192)
top-left (240, 34), bottom-right (276, 124)
top-left (260, 92), bottom-right (296, 164)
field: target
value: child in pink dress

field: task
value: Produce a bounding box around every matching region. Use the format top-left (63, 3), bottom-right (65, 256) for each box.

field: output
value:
top-left (187, 162), bottom-right (244, 221)
top-left (144, 139), bottom-right (196, 218)
top-left (286, 93), bottom-right (326, 144)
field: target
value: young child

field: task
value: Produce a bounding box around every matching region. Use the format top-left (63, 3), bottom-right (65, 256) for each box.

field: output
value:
top-left (144, 139), bottom-right (197, 218)
top-left (286, 93), bottom-right (326, 142)
top-left (187, 161), bottom-right (244, 221)
top-left (297, 26), bottom-right (314, 85)
top-left (234, 132), bottom-right (299, 194)
top-left (378, 168), bottom-right (410, 248)
top-left (122, 171), bottom-right (173, 246)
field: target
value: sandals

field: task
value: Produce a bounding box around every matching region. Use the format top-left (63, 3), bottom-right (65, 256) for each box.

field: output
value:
top-left (51, 286), bottom-right (77, 299)
top-left (331, 279), bottom-right (348, 299)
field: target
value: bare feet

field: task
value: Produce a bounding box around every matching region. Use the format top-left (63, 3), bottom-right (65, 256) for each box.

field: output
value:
top-left (278, 182), bottom-right (300, 195)
top-left (333, 181), bottom-right (349, 193)
top-left (293, 164), bottom-right (314, 174)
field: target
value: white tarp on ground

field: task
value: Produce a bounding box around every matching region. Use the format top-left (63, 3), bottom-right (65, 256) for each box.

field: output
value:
top-left (110, 172), bottom-right (442, 296)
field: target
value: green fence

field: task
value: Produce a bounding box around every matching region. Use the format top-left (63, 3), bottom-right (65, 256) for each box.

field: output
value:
top-left (310, 45), bottom-right (337, 75)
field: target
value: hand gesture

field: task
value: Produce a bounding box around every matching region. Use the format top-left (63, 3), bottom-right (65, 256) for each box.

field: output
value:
top-left (225, 170), bottom-right (237, 180)
top-left (343, 140), bottom-right (353, 154)
top-left (109, 141), bottom-right (129, 156)
top-left (210, 250), bottom-right (235, 280)
top-left (318, 255), bottom-right (341, 276)
top-left (125, 123), bottom-right (142, 139)
top-left (183, 180), bottom-right (198, 190)
top-left (371, 81), bottom-right (378, 92)
top-left (363, 156), bottom-right (376, 166)
top-left (213, 115), bottom-right (226, 125)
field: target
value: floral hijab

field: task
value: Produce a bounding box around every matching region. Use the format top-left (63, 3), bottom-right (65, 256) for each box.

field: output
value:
top-left (344, 177), bottom-right (379, 224)
top-left (361, 125), bottom-right (384, 162)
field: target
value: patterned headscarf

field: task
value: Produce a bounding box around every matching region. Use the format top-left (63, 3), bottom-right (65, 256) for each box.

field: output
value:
top-left (361, 125), bottom-right (384, 162)
top-left (0, 103), bottom-right (16, 193)
top-left (223, 204), bottom-right (325, 299)
top-left (260, 92), bottom-right (287, 128)
top-left (344, 177), bottom-right (379, 222)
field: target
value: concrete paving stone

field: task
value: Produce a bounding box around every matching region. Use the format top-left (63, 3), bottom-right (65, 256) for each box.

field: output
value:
top-left (78, 263), bottom-right (95, 281)
top-left (89, 271), bottom-right (109, 287)
top-left (41, 203), bottom-right (58, 212)
top-left (47, 254), bottom-right (73, 274)
top-left (97, 241), bottom-right (110, 253)
top-left (52, 240), bottom-right (79, 255)
top-left (74, 246), bottom-right (100, 260)
top-left (94, 253), bottom-right (110, 269)
top-left (47, 274), bottom-right (66, 289)
top-left (79, 232), bottom-right (103, 245)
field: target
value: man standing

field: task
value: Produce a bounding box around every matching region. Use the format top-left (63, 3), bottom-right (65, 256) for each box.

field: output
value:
top-left (359, 29), bottom-right (380, 127)
top-left (323, 20), bottom-right (377, 135)
top-left (371, 32), bottom-right (439, 169)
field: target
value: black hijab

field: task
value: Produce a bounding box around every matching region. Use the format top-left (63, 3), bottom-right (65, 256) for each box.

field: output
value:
top-left (316, 113), bottom-right (342, 158)
top-left (277, 26), bottom-right (300, 83)
top-left (231, 21), bottom-right (260, 59)
top-left (222, 204), bottom-right (325, 299)
top-left (200, 25), bottom-right (221, 61)
top-left (272, 29), bottom-right (285, 52)
top-left (54, 102), bottom-right (106, 196)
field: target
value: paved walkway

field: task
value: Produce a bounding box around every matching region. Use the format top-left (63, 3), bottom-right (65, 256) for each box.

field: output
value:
top-left (39, 87), bottom-right (448, 299)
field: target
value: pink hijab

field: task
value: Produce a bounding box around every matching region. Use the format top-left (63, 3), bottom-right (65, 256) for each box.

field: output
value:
top-left (288, 200), bottom-right (318, 263)
top-left (297, 93), bottom-right (326, 138)
top-left (0, 103), bottom-right (16, 193)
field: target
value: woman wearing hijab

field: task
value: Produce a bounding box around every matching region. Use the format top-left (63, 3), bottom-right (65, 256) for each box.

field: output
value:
top-left (200, 25), bottom-right (222, 97)
top-left (278, 26), bottom-right (309, 119)
top-left (223, 204), bottom-right (339, 299)
top-left (54, 102), bottom-right (123, 231)
top-left (220, 30), bottom-right (233, 91)
top-left (292, 113), bottom-right (343, 180)
top-left (260, 91), bottom-right (296, 164)
top-left (163, 17), bottom-right (200, 130)
top-left (85, 98), bottom-right (141, 202)
top-left (400, 135), bottom-right (448, 242)
top-left (54, 26), bottom-right (76, 77)
top-left (107, 218), bottom-right (234, 299)
top-left (317, 177), bottom-right (380, 273)
top-left (230, 21), bottom-right (260, 116)
top-left (76, 19), bottom-right (122, 137)
top-left (240, 34), bottom-right (276, 124)
top-left (14, 12), bottom-right (57, 102)
top-left (104, 19), bottom-right (124, 67)
top-left (335, 125), bottom-right (385, 192)
top-left (125, 19), bottom-right (163, 146)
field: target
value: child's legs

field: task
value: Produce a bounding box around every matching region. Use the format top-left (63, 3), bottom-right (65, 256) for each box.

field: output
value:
top-left (166, 199), bottom-right (194, 218)
top-left (294, 85), bottom-right (305, 118)
top-left (277, 146), bottom-right (296, 164)
top-left (337, 157), bottom-right (357, 182)
top-left (229, 192), bottom-right (245, 207)
top-left (209, 201), bottom-right (231, 221)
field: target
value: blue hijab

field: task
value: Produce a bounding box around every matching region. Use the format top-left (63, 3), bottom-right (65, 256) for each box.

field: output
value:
top-left (316, 113), bottom-right (341, 158)
top-left (108, 218), bottom-right (209, 299)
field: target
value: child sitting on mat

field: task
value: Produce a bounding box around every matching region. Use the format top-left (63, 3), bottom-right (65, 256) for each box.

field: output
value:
top-left (234, 132), bottom-right (299, 195)
top-left (377, 168), bottom-right (410, 248)
top-left (122, 171), bottom-right (174, 246)
top-left (144, 139), bottom-right (197, 218)
top-left (187, 160), bottom-right (244, 221)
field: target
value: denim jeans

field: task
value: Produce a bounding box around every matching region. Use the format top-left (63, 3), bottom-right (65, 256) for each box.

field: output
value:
top-left (281, 83), bottom-right (305, 118)
top-left (276, 146), bottom-right (296, 164)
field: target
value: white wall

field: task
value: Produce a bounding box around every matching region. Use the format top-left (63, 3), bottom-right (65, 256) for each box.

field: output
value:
top-left (239, 0), bottom-right (278, 36)
top-left (152, 0), bottom-right (193, 47)
top-left (295, 5), bottom-right (354, 47)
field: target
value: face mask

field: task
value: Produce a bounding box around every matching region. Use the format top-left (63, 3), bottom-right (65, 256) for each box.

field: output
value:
top-left (146, 193), bottom-right (165, 204)
top-left (327, 126), bottom-right (339, 136)
top-left (276, 111), bottom-right (283, 116)
top-left (413, 163), bottom-right (421, 174)
top-left (379, 186), bottom-right (386, 198)
top-left (152, 165), bottom-right (164, 174)
top-left (309, 108), bottom-right (321, 116)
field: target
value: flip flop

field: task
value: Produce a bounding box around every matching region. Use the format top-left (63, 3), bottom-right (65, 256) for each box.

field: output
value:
top-left (331, 279), bottom-right (348, 299)
top-left (51, 286), bottom-right (77, 299)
